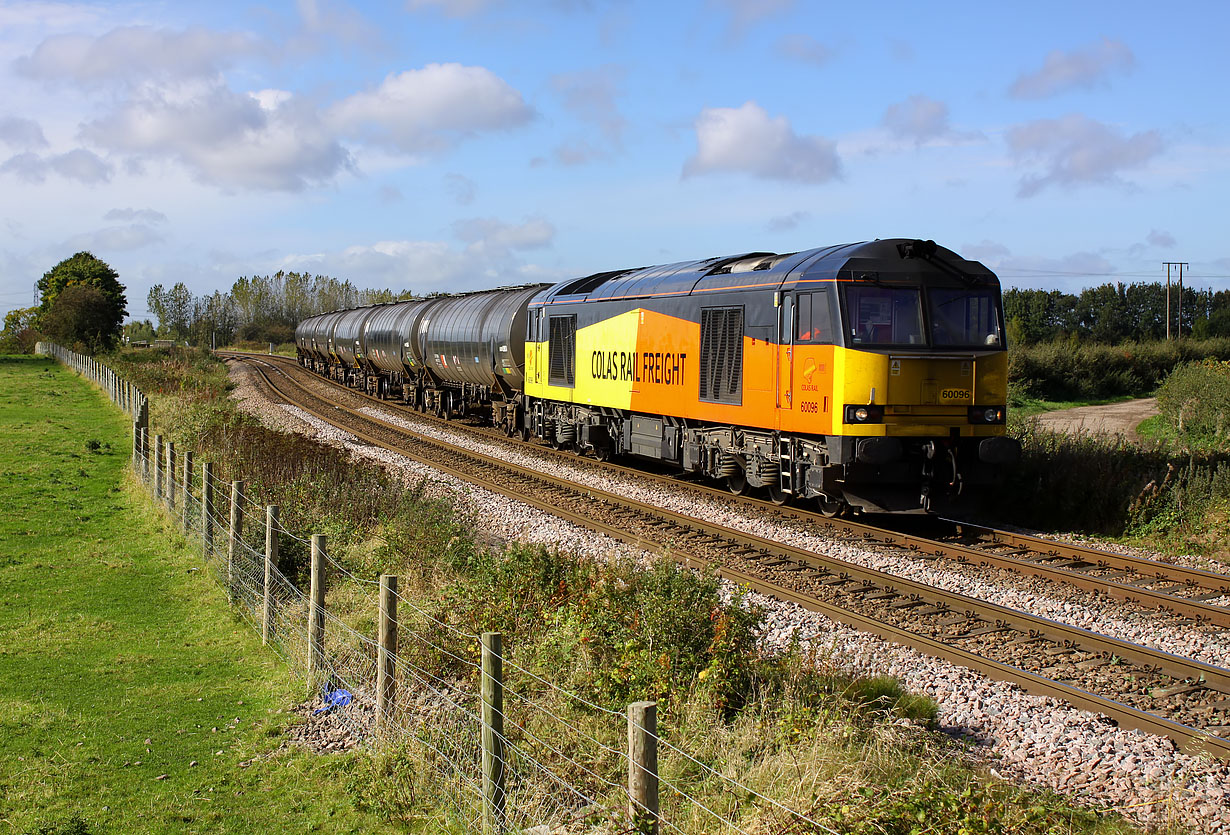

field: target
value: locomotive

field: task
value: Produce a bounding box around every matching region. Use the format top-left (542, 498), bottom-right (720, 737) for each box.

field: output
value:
top-left (296, 239), bottom-right (1020, 514)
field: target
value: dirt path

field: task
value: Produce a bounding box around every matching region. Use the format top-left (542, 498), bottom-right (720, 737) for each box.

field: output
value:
top-left (1033, 397), bottom-right (1159, 440)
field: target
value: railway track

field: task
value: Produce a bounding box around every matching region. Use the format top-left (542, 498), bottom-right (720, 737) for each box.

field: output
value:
top-left (229, 352), bottom-right (1230, 629)
top-left (228, 352), bottom-right (1230, 759)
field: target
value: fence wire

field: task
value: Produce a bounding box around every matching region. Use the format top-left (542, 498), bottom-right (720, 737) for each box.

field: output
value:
top-left (47, 342), bottom-right (845, 835)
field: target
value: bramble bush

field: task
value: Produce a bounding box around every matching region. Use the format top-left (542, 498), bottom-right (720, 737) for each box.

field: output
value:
top-left (1156, 359), bottom-right (1230, 448)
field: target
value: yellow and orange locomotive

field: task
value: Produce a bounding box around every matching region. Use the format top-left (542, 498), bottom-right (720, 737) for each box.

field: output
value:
top-left (297, 239), bottom-right (1019, 514)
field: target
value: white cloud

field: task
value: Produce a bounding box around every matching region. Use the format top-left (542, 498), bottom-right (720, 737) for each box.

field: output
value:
top-left (1009, 38), bottom-right (1135, 100)
top-left (961, 240), bottom-right (1012, 263)
top-left (405, 0), bottom-right (497, 17)
top-left (974, 245), bottom-right (1119, 290)
top-left (1146, 229), bottom-right (1176, 249)
top-left (444, 172), bottom-right (476, 205)
top-left (549, 65), bottom-right (626, 144)
top-left (64, 223), bottom-right (165, 252)
top-left (0, 148), bottom-right (112, 184)
top-left (0, 116), bottom-right (49, 149)
top-left (551, 139), bottom-right (607, 166)
top-left (15, 25), bottom-right (262, 87)
top-left (777, 34), bottom-right (832, 66)
top-left (329, 63), bottom-right (534, 154)
top-left (452, 216), bottom-right (555, 251)
top-left (712, 0), bottom-right (794, 31)
top-left (882, 95), bottom-right (952, 144)
top-left (280, 231), bottom-right (557, 291)
top-left (683, 101), bottom-right (841, 184)
top-left (79, 85), bottom-right (353, 191)
top-left (1006, 113), bottom-right (1163, 197)
top-left (104, 207), bottom-right (168, 224)
top-left (766, 210), bottom-right (810, 232)
top-left (251, 89), bottom-right (293, 111)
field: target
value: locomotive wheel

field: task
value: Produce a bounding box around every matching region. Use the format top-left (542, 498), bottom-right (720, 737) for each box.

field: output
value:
top-left (765, 483), bottom-right (790, 506)
top-left (817, 496), bottom-right (846, 518)
top-left (726, 471), bottom-right (749, 496)
top-left (593, 442), bottom-right (612, 462)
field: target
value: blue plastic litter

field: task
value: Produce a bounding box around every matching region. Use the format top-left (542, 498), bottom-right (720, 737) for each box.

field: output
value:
top-left (313, 688), bottom-right (353, 714)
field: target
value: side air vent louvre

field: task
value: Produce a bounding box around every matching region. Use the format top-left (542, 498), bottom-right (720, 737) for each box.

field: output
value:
top-left (699, 306), bottom-right (744, 404)
top-left (548, 315), bottom-right (576, 387)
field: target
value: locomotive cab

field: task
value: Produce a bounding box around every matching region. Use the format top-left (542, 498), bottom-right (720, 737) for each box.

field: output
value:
top-left (792, 242), bottom-right (1020, 512)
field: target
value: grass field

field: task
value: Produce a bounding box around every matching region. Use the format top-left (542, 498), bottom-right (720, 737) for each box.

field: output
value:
top-left (0, 356), bottom-right (399, 835)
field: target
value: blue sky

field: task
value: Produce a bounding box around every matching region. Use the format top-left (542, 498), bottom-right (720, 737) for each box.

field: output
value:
top-left (2, 0), bottom-right (1228, 322)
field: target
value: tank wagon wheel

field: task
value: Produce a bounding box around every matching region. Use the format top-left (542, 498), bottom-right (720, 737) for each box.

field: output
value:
top-left (765, 483), bottom-right (790, 506)
top-left (725, 471), bottom-right (749, 496)
top-left (816, 495), bottom-right (846, 518)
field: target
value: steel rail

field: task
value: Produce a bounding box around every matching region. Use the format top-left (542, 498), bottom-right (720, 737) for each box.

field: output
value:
top-left (233, 353), bottom-right (1230, 760)
top-left (228, 351), bottom-right (1230, 628)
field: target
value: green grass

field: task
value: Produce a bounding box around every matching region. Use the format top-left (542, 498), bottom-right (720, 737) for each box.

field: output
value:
top-left (0, 356), bottom-right (401, 835)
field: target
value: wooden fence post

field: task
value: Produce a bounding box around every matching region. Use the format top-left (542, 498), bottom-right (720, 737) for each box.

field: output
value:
top-left (481, 631), bottom-right (506, 834)
top-left (131, 422), bottom-right (139, 471)
top-left (262, 505), bottom-right (279, 646)
top-left (202, 462), bottom-right (215, 551)
top-left (153, 434), bottom-right (164, 499)
top-left (308, 534), bottom-right (326, 672)
top-left (227, 480), bottom-right (245, 604)
top-left (377, 575), bottom-right (398, 733)
top-left (628, 701), bottom-right (659, 835)
top-left (139, 428), bottom-right (149, 480)
top-left (165, 441), bottom-right (176, 513)
top-left (182, 451), bottom-right (194, 530)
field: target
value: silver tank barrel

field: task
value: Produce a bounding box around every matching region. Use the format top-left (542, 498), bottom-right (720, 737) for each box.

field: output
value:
top-left (420, 286), bottom-right (544, 389)
top-left (365, 299), bottom-right (434, 374)
top-left (332, 307), bottom-right (377, 367)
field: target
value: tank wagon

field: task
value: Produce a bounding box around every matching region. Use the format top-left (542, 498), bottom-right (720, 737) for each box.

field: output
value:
top-left (297, 239), bottom-right (1020, 513)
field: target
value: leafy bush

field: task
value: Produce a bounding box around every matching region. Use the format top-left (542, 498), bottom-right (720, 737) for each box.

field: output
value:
top-left (1007, 338), bottom-right (1230, 404)
top-left (1156, 359), bottom-right (1230, 448)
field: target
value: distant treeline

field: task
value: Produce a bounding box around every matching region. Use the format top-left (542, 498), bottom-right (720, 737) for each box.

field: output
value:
top-left (1004, 282), bottom-right (1230, 344)
top-left (140, 272), bottom-right (410, 347)
top-left (137, 274), bottom-right (1230, 349)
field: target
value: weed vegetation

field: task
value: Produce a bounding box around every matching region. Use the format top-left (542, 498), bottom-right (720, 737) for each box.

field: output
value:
top-left (94, 346), bottom-right (1156, 833)
top-left (997, 353), bottom-right (1230, 559)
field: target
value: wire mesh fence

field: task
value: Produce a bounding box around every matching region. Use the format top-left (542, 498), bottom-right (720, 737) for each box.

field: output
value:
top-left (44, 342), bottom-right (844, 835)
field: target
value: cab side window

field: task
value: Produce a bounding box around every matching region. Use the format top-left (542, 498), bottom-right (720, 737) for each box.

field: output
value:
top-left (795, 290), bottom-right (833, 344)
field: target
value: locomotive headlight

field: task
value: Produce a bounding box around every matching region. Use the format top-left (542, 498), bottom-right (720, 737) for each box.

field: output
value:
top-left (968, 406), bottom-right (1005, 424)
top-left (844, 404), bottom-right (884, 424)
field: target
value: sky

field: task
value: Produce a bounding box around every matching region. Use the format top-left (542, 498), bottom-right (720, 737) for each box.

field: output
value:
top-left (2, 0), bottom-right (1229, 323)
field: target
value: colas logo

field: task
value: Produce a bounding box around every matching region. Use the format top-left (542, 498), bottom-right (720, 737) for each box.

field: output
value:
top-left (802, 357), bottom-right (817, 382)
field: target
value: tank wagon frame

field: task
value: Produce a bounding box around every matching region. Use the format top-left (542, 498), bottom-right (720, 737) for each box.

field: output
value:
top-left (296, 240), bottom-right (1021, 514)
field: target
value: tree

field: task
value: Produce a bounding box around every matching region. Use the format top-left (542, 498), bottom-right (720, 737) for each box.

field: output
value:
top-left (41, 285), bottom-right (120, 353)
top-left (123, 320), bottom-right (156, 344)
top-left (147, 282), bottom-right (193, 340)
top-left (37, 252), bottom-right (127, 349)
top-left (0, 307), bottom-right (41, 354)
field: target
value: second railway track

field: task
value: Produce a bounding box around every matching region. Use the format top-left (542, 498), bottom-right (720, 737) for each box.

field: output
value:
top-left (228, 352), bottom-right (1230, 759)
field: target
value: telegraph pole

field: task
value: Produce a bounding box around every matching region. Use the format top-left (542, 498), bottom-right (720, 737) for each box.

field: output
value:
top-left (1162, 262), bottom-right (1188, 340)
